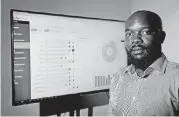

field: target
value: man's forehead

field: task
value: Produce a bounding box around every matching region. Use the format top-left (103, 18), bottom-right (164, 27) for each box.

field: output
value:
top-left (125, 14), bottom-right (151, 30)
top-left (125, 18), bottom-right (150, 31)
top-left (125, 11), bottom-right (162, 31)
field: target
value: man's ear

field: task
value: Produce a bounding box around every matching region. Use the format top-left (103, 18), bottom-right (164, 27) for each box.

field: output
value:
top-left (159, 31), bottom-right (166, 44)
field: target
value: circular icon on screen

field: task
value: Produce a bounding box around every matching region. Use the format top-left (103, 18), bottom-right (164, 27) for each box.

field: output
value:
top-left (102, 41), bottom-right (118, 62)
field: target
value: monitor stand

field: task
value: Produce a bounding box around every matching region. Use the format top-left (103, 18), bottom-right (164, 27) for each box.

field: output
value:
top-left (40, 91), bottom-right (109, 116)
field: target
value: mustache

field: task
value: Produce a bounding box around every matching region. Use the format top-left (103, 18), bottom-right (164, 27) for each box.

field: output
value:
top-left (129, 44), bottom-right (147, 52)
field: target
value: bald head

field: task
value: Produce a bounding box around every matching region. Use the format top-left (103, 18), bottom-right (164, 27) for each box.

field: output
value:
top-left (126, 10), bottom-right (163, 31)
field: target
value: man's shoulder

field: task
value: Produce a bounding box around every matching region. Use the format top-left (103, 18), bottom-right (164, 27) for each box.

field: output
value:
top-left (109, 67), bottom-right (126, 90)
top-left (111, 66), bottom-right (128, 84)
top-left (113, 66), bottom-right (128, 77)
top-left (166, 61), bottom-right (179, 90)
top-left (166, 61), bottom-right (179, 72)
top-left (165, 61), bottom-right (179, 81)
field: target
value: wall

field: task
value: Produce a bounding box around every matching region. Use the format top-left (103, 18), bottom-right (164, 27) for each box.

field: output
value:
top-left (131, 0), bottom-right (179, 63)
top-left (0, 0), bottom-right (1, 115)
top-left (1, 0), bottom-right (131, 116)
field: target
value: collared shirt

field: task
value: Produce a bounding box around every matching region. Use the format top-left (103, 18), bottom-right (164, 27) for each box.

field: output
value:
top-left (108, 54), bottom-right (179, 116)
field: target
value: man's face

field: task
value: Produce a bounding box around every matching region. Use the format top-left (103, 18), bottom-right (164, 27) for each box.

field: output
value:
top-left (125, 17), bottom-right (161, 61)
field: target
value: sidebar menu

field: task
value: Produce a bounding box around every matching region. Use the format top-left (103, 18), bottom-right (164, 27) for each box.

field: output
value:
top-left (13, 20), bottom-right (31, 102)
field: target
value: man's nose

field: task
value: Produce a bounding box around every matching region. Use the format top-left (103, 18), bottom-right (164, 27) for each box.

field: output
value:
top-left (131, 35), bottom-right (142, 45)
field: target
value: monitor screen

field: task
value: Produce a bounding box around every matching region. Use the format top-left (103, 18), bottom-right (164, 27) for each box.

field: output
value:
top-left (11, 9), bottom-right (127, 106)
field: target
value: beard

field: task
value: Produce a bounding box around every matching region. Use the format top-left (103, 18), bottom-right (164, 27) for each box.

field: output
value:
top-left (126, 49), bottom-right (150, 70)
top-left (126, 44), bottom-right (161, 70)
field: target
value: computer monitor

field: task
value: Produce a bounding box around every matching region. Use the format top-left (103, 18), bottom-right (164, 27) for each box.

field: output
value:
top-left (11, 9), bottom-right (127, 106)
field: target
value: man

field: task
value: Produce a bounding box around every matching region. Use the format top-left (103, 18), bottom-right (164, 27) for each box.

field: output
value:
top-left (108, 10), bottom-right (179, 116)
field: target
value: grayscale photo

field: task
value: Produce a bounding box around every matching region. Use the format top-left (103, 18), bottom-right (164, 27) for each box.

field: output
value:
top-left (1, 0), bottom-right (179, 116)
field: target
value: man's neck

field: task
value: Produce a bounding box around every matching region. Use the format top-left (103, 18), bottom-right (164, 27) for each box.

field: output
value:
top-left (136, 68), bottom-right (145, 77)
top-left (134, 60), bottom-right (150, 77)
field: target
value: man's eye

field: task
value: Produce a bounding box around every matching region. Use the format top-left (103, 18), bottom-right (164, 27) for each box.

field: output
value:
top-left (141, 30), bottom-right (152, 35)
top-left (125, 32), bottom-right (133, 37)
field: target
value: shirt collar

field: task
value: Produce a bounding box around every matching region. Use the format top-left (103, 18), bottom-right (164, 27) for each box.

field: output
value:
top-left (124, 53), bottom-right (168, 77)
top-left (149, 53), bottom-right (168, 73)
